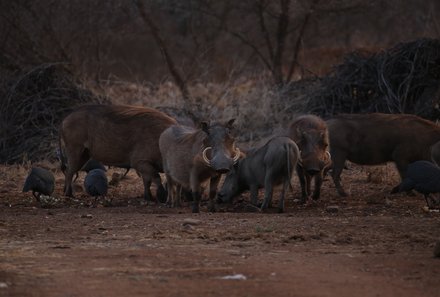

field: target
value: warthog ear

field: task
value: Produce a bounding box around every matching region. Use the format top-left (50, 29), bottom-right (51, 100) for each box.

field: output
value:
top-left (226, 119), bottom-right (235, 129)
top-left (200, 121), bottom-right (209, 134)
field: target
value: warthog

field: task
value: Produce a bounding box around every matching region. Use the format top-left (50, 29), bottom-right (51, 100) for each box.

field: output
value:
top-left (288, 115), bottom-right (331, 203)
top-left (59, 104), bottom-right (177, 201)
top-left (218, 136), bottom-right (300, 213)
top-left (159, 120), bottom-right (240, 213)
top-left (326, 113), bottom-right (440, 196)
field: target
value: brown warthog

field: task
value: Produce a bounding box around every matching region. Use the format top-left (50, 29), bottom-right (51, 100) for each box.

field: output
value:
top-left (59, 104), bottom-right (177, 201)
top-left (326, 113), bottom-right (440, 196)
top-left (288, 115), bottom-right (331, 203)
top-left (159, 120), bottom-right (240, 213)
top-left (218, 136), bottom-right (300, 213)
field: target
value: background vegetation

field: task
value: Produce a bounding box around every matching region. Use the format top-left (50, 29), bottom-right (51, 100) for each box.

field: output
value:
top-left (1, 0), bottom-right (440, 163)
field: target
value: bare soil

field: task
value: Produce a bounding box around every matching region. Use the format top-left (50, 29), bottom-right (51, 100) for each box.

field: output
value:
top-left (1, 163), bottom-right (439, 297)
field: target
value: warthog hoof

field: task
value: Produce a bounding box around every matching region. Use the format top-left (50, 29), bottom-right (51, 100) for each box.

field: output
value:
top-left (156, 187), bottom-right (167, 203)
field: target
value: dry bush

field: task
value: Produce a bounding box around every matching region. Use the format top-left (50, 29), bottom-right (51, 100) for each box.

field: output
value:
top-left (100, 76), bottom-right (318, 146)
top-left (0, 64), bottom-right (106, 164)
top-left (307, 38), bottom-right (440, 119)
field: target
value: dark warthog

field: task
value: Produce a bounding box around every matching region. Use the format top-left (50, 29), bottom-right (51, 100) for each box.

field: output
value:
top-left (288, 115), bottom-right (331, 203)
top-left (159, 120), bottom-right (240, 213)
top-left (326, 113), bottom-right (440, 196)
top-left (218, 136), bottom-right (300, 213)
top-left (59, 104), bottom-right (177, 201)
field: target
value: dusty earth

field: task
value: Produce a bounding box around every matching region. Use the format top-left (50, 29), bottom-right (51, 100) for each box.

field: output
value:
top-left (0, 162), bottom-right (439, 297)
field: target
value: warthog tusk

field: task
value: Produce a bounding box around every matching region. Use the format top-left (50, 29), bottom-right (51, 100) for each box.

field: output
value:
top-left (326, 150), bottom-right (331, 160)
top-left (202, 147), bottom-right (212, 165)
top-left (203, 147), bottom-right (241, 166)
top-left (233, 147), bottom-right (241, 163)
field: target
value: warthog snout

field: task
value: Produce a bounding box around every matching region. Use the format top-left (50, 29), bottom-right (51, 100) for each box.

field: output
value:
top-left (203, 146), bottom-right (240, 173)
top-left (210, 156), bottom-right (233, 173)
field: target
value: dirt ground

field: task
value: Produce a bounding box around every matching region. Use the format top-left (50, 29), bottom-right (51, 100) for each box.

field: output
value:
top-left (0, 162), bottom-right (439, 297)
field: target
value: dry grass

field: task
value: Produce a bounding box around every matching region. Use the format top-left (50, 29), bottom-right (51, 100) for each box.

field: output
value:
top-left (98, 77), bottom-right (318, 146)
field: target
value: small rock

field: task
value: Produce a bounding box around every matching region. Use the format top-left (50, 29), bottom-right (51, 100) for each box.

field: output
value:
top-left (326, 206), bottom-right (339, 213)
top-left (0, 282), bottom-right (8, 288)
top-left (81, 214), bottom-right (93, 219)
top-left (434, 241), bottom-right (440, 258)
top-left (182, 218), bottom-right (201, 226)
top-left (220, 274), bottom-right (247, 280)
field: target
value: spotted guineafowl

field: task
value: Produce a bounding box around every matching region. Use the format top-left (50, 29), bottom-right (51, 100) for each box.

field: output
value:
top-left (84, 169), bottom-right (108, 201)
top-left (391, 160), bottom-right (440, 207)
top-left (73, 159), bottom-right (106, 182)
top-left (23, 167), bottom-right (55, 201)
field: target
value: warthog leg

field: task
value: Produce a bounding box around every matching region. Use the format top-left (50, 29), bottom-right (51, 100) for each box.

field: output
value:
top-left (261, 170), bottom-right (274, 211)
top-left (153, 173), bottom-right (167, 203)
top-left (136, 161), bottom-right (165, 203)
top-left (64, 148), bottom-right (89, 197)
top-left (312, 172), bottom-right (323, 200)
top-left (296, 165), bottom-right (309, 203)
top-left (169, 177), bottom-right (182, 207)
top-left (191, 191), bottom-right (201, 213)
top-left (278, 177), bottom-right (290, 213)
top-left (250, 184), bottom-right (259, 206)
top-left (330, 152), bottom-right (348, 197)
top-left (208, 175), bottom-right (221, 212)
top-left (190, 172), bottom-right (202, 213)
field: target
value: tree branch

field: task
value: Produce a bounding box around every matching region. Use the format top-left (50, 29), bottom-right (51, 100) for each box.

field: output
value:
top-left (135, 0), bottom-right (191, 102)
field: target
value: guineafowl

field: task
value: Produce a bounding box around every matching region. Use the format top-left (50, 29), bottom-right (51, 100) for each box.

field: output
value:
top-left (84, 169), bottom-right (108, 200)
top-left (391, 160), bottom-right (440, 207)
top-left (73, 159), bottom-right (106, 182)
top-left (23, 167), bottom-right (55, 201)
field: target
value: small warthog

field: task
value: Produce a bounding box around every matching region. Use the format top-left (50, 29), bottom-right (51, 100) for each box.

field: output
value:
top-left (326, 113), bottom-right (440, 196)
top-left (218, 136), bottom-right (300, 213)
top-left (159, 120), bottom-right (240, 213)
top-left (59, 104), bottom-right (177, 201)
top-left (288, 115), bottom-right (331, 203)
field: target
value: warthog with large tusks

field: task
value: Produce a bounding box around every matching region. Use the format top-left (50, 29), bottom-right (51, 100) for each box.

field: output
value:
top-left (159, 120), bottom-right (240, 213)
top-left (59, 104), bottom-right (177, 201)
top-left (288, 115), bottom-right (331, 203)
top-left (218, 136), bottom-right (300, 213)
top-left (326, 113), bottom-right (440, 197)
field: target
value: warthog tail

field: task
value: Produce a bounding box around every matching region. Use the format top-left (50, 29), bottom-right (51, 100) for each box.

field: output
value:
top-left (286, 143), bottom-right (293, 192)
top-left (58, 130), bottom-right (67, 174)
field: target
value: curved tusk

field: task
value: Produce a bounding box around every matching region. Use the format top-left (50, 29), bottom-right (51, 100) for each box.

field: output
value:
top-left (326, 150), bottom-right (331, 160)
top-left (202, 147), bottom-right (212, 165)
top-left (232, 147), bottom-right (241, 163)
